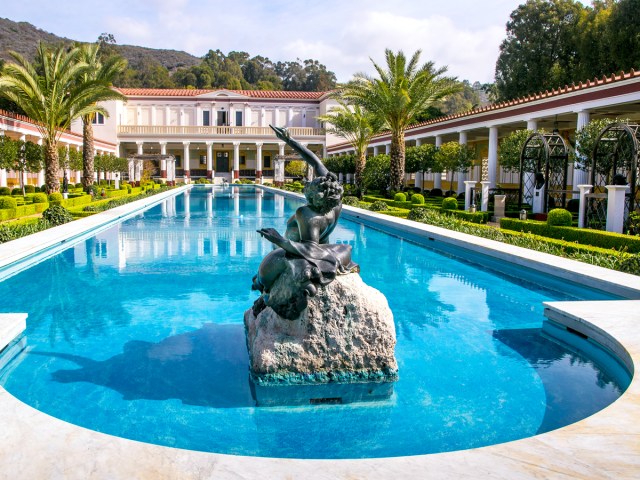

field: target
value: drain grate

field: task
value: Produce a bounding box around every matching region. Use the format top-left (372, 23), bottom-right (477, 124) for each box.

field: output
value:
top-left (310, 397), bottom-right (342, 405)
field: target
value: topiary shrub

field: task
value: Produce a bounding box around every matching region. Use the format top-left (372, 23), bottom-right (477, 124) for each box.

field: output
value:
top-left (48, 192), bottom-right (64, 204)
top-left (429, 188), bottom-right (443, 197)
top-left (75, 183), bottom-right (83, 189)
top-left (444, 190), bottom-right (457, 198)
top-left (24, 185), bottom-right (35, 193)
top-left (32, 193), bottom-right (48, 204)
top-left (11, 187), bottom-right (21, 195)
top-left (0, 196), bottom-right (17, 209)
top-left (42, 205), bottom-right (73, 226)
top-left (369, 200), bottom-right (389, 211)
top-left (547, 208), bottom-right (573, 226)
top-left (342, 196), bottom-right (360, 207)
top-left (0, 187), bottom-right (10, 196)
top-left (411, 194), bottom-right (425, 204)
top-left (442, 197), bottom-right (458, 210)
top-left (393, 192), bottom-right (407, 202)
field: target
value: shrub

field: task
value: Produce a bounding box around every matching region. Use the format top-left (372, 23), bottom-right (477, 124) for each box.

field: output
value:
top-left (42, 205), bottom-right (73, 226)
top-left (620, 255), bottom-right (640, 275)
top-left (429, 188), bottom-right (443, 197)
top-left (444, 190), bottom-right (457, 198)
top-left (411, 194), bottom-right (425, 205)
top-left (0, 187), bottom-right (10, 196)
top-left (369, 200), bottom-right (389, 211)
top-left (126, 185), bottom-right (132, 194)
top-left (0, 196), bottom-right (17, 209)
top-left (342, 196), bottom-right (360, 207)
top-left (24, 185), bottom-right (35, 193)
top-left (547, 208), bottom-right (573, 227)
top-left (48, 192), bottom-right (64, 204)
top-left (32, 193), bottom-right (48, 204)
top-left (442, 197), bottom-right (458, 210)
top-left (75, 183), bottom-right (83, 189)
top-left (34, 186), bottom-right (41, 192)
top-left (11, 187), bottom-right (21, 195)
top-left (393, 192), bottom-right (407, 202)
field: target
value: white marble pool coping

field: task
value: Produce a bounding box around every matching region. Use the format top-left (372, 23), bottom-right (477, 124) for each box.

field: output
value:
top-left (0, 185), bottom-right (639, 479)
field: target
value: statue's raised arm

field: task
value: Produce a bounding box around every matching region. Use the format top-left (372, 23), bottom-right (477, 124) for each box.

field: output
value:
top-left (270, 125), bottom-right (329, 177)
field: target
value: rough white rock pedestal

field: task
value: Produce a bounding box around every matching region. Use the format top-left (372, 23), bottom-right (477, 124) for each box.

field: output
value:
top-left (244, 273), bottom-right (398, 404)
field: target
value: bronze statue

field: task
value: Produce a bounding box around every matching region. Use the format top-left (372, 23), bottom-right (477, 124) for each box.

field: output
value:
top-left (251, 126), bottom-right (358, 319)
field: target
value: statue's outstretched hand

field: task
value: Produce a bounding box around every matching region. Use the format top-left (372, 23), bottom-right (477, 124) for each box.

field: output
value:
top-left (270, 125), bottom-right (291, 143)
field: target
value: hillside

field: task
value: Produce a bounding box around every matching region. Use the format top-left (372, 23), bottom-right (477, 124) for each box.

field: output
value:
top-left (0, 17), bottom-right (200, 71)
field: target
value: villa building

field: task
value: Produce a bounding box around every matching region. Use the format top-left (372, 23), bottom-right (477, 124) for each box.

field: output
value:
top-left (1, 69), bottom-right (639, 190)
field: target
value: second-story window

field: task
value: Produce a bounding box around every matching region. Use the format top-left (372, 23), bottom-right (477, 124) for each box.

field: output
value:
top-left (203, 111), bottom-right (210, 126)
top-left (235, 111), bottom-right (243, 127)
top-left (217, 110), bottom-right (228, 126)
top-left (92, 112), bottom-right (105, 125)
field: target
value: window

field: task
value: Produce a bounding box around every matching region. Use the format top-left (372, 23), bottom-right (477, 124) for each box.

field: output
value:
top-left (235, 111), bottom-right (243, 126)
top-left (217, 110), bottom-right (228, 126)
top-left (203, 111), bottom-right (210, 126)
top-left (199, 155), bottom-right (206, 165)
top-left (92, 112), bottom-right (105, 125)
top-left (264, 155), bottom-right (271, 169)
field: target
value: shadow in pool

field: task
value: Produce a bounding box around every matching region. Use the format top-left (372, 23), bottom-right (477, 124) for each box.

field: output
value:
top-left (493, 328), bottom-right (623, 434)
top-left (34, 323), bottom-right (255, 408)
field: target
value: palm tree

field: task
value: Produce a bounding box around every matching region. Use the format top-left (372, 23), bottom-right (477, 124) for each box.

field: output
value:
top-left (77, 43), bottom-right (127, 191)
top-left (318, 100), bottom-right (384, 194)
top-left (0, 42), bottom-right (121, 193)
top-left (342, 49), bottom-right (460, 192)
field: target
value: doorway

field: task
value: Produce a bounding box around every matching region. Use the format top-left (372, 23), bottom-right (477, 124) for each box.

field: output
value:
top-left (216, 151), bottom-right (230, 172)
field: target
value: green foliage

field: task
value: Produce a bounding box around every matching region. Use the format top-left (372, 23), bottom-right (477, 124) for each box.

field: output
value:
top-left (411, 193), bottom-right (425, 204)
top-left (547, 208), bottom-right (573, 226)
top-left (341, 49), bottom-right (460, 192)
top-left (405, 143), bottom-right (438, 173)
top-left (24, 185), bottom-right (35, 193)
top-left (0, 219), bottom-right (50, 244)
top-left (0, 187), bottom-right (10, 195)
top-left (619, 255), bottom-right (640, 275)
top-left (0, 196), bottom-right (17, 209)
top-left (11, 188), bottom-right (21, 195)
top-left (42, 204), bottom-right (73, 225)
top-left (442, 197), bottom-right (458, 210)
top-left (369, 200), bottom-right (389, 212)
top-left (31, 192), bottom-right (47, 203)
top-left (342, 196), bottom-right (360, 207)
top-left (48, 192), bottom-right (64, 203)
top-left (323, 154), bottom-right (356, 175)
top-left (500, 218), bottom-right (640, 253)
top-left (362, 154), bottom-right (390, 193)
top-left (499, 129), bottom-right (536, 171)
top-left (574, 117), bottom-right (620, 172)
top-left (393, 192), bottom-right (406, 202)
top-left (285, 160), bottom-right (307, 178)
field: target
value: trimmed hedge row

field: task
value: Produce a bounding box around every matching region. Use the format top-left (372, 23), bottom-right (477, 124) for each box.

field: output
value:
top-left (106, 189), bottom-right (129, 198)
top-left (411, 204), bottom-right (487, 224)
top-left (63, 195), bottom-right (93, 208)
top-left (500, 218), bottom-right (640, 253)
top-left (0, 202), bottom-right (49, 221)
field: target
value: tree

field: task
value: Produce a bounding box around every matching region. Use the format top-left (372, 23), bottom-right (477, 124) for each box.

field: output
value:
top-left (0, 43), bottom-right (121, 193)
top-left (434, 141), bottom-right (475, 192)
top-left (342, 49), bottom-right (459, 192)
top-left (0, 136), bottom-right (20, 173)
top-left (495, 0), bottom-right (585, 100)
top-left (405, 144), bottom-right (438, 186)
top-left (318, 100), bottom-right (384, 194)
top-left (77, 43), bottom-right (127, 192)
top-left (498, 129), bottom-right (536, 171)
top-left (574, 117), bottom-right (617, 170)
top-left (285, 160), bottom-right (307, 179)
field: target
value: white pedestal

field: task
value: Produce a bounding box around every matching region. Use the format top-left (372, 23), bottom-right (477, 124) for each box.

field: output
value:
top-left (577, 184), bottom-right (592, 228)
top-left (464, 180), bottom-right (476, 211)
top-left (532, 186), bottom-right (546, 214)
top-left (480, 181), bottom-right (490, 212)
top-left (494, 195), bottom-right (506, 219)
top-left (606, 185), bottom-right (629, 233)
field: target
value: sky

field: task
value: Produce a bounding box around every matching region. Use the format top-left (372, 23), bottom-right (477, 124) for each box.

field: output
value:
top-left (2, 0), bottom-right (522, 84)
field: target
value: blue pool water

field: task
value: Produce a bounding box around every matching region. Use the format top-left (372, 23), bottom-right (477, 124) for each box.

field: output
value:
top-left (0, 186), bottom-right (630, 459)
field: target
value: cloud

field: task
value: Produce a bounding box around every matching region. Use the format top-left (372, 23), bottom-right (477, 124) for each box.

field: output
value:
top-left (105, 16), bottom-right (154, 43)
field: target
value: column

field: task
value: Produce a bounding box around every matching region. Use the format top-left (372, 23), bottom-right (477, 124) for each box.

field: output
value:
top-left (526, 119), bottom-right (538, 131)
top-left (165, 106), bottom-right (171, 126)
top-left (75, 146), bottom-right (82, 184)
top-left (260, 107), bottom-right (266, 127)
top-left (233, 142), bottom-right (240, 179)
top-left (385, 143), bottom-right (391, 155)
top-left (287, 107), bottom-right (293, 127)
top-left (457, 131), bottom-right (467, 194)
top-left (373, 145), bottom-right (380, 156)
top-left (606, 185), bottom-right (628, 233)
top-left (322, 144), bottom-right (327, 159)
top-left (255, 142), bottom-right (263, 183)
top-left (37, 138), bottom-right (45, 187)
top-left (577, 184), bottom-right (592, 228)
top-left (434, 135), bottom-right (442, 189)
top-left (159, 142), bottom-right (167, 179)
top-left (488, 126), bottom-right (498, 188)
top-left (274, 107), bottom-right (281, 127)
top-left (182, 141), bottom-right (190, 180)
top-left (480, 180), bottom-right (491, 212)
top-left (135, 142), bottom-right (144, 183)
top-left (523, 119), bottom-right (538, 195)
top-left (0, 131), bottom-right (5, 187)
top-left (275, 142), bottom-right (285, 186)
top-left (206, 141), bottom-right (214, 179)
top-left (151, 106), bottom-right (157, 126)
top-left (179, 107), bottom-right (185, 126)
top-left (245, 104), bottom-right (252, 127)
top-left (573, 110), bottom-right (590, 188)
top-left (128, 158), bottom-right (135, 181)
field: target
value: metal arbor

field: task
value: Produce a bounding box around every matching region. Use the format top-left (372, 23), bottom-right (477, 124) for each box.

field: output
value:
top-left (518, 133), bottom-right (570, 211)
top-left (587, 122), bottom-right (640, 230)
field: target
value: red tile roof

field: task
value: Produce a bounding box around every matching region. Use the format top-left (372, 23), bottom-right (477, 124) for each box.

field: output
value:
top-left (330, 68), bottom-right (640, 149)
top-left (117, 88), bottom-right (328, 99)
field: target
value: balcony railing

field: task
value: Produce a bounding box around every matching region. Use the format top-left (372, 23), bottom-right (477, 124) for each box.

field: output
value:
top-left (118, 125), bottom-right (325, 137)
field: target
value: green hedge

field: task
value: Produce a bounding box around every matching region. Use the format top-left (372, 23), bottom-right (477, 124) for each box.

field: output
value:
top-left (62, 195), bottom-right (92, 208)
top-left (106, 189), bottom-right (128, 198)
top-left (412, 204), bottom-right (488, 224)
top-left (500, 218), bottom-right (640, 253)
top-left (0, 202), bottom-right (48, 221)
